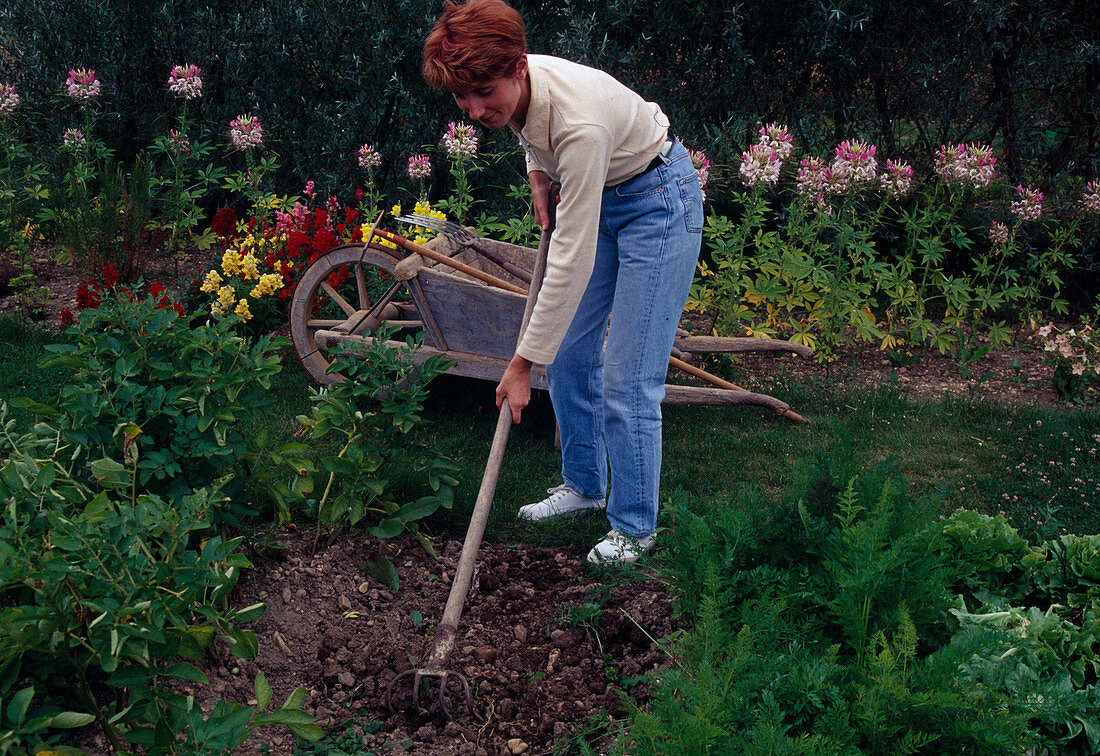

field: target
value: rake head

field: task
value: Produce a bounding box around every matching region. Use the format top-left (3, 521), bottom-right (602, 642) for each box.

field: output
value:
top-left (385, 666), bottom-right (480, 721)
top-left (397, 213), bottom-right (477, 246)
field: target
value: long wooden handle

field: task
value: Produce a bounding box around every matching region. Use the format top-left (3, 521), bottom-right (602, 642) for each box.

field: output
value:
top-left (373, 229), bottom-right (526, 295)
top-left (428, 211), bottom-right (555, 665)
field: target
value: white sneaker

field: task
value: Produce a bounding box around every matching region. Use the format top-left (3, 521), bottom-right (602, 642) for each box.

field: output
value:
top-left (518, 485), bottom-right (605, 521)
top-left (586, 530), bottom-right (656, 565)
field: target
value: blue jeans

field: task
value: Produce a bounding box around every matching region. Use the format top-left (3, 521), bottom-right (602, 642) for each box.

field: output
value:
top-left (546, 140), bottom-right (703, 538)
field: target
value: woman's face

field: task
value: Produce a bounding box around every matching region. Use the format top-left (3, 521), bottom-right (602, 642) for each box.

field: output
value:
top-left (452, 58), bottom-right (529, 130)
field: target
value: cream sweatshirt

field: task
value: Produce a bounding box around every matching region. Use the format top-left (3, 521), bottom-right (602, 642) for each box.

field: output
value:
top-left (510, 54), bottom-right (670, 365)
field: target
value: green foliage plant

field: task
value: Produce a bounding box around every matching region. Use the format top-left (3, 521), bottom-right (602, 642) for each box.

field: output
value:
top-left (0, 684), bottom-right (95, 756)
top-left (0, 403), bottom-right (321, 752)
top-left (0, 88), bottom-right (51, 315)
top-left (266, 330), bottom-right (458, 551)
top-left (148, 105), bottom-right (228, 259)
top-left (29, 286), bottom-right (283, 522)
top-left (621, 456), bottom-right (1100, 754)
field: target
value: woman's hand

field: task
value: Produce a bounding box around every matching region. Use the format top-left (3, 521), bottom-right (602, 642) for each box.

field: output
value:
top-left (496, 353), bottom-right (533, 424)
top-left (529, 170), bottom-right (553, 231)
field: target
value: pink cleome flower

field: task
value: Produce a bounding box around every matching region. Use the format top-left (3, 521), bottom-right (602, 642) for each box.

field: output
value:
top-left (61, 128), bottom-right (86, 149)
top-left (441, 122), bottom-right (478, 159)
top-left (757, 123), bottom-right (794, 162)
top-left (796, 156), bottom-right (838, 212)
top-left (0, 83), bottom-right (19, 117)
top-left (357, 143), bottom-right (382, 171)
top-left (167, 128), bottom-right (190, 156)
top-left (167, 64), bottom-right (203, 100)
top-left (739, 144), bottom-right (781, 187)
top-left (228, 114), bottom-right (263, 150)
top-left (934, 142), bottom-right (998, 189)
top-left (65, 68), bottom-right (101, 102)
top-left (988, 220), bottom-right (1009, 245)
top-left (687, 148), bottom-right (711, 190)
top-left (880, 159), bottom-right (915, 198)
top-left (407, 154), bottom-right (432, 182)
top-left (1011, 184), bottom-right (1044, 222)
top-left (831, 139), bottom-right (878, 186)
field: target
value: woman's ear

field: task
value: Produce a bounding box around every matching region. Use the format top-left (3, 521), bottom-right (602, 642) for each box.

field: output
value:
top-left (512, 55), bottom-right (528, 80)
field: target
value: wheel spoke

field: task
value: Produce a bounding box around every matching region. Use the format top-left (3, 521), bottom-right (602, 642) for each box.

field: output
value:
top-left (320, 281), bottom-right (356, 317)
top-left (355, 263), bottom-right (370, 310)
top-left (307, 319), bottom-right (347, 328)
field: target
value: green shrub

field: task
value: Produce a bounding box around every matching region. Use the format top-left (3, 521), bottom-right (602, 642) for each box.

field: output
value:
top-left (27, 286), bottom-right (282, 523)
top-left (260, 331), bottom-right (458, 549)
top-left (628, 458), bottom-right (1100, 753)
top-left (0, 406), bottom-right (319, 752)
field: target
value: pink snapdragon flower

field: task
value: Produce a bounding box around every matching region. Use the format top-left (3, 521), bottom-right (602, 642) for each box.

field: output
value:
top-left (758, 123), bottom-right (794, 162)
top-left (441, 121), bottom-right (478, 159)
top-left (65, 68), bottom-right (101, 102)
top-left (275, 209), bottom-right (294, 234)
top-left (167, 128), bottom-right (190, 156)
top-left (739, 144), bottom-right (781, 187)
top-left (0, 83), bottom-right (19, 117)
top-left (62, 128), bottom-right (86, 149)
top-left (167, 64), bottom-right (203, 100)
top-left (357, 143), bottom-right (382, 171)
top-left (880, 159), bottom-right (914, 198)
top-left (988, 220), bottom-right (1009, 246)
top-left (934, 142), bottom-right (998, 188)
top-left (1082, 180), bottom-right (1100, 215)
top-left (831, 139), bottom-right (878, 186)
top-left (228, 114), bottom-right (263, 150)
top-left (407, 154), bottom-right (432, 182)
top-left (1011, 184), bottom-right (1044, 222)
top-left (303, 180), bottom-right (316, 199)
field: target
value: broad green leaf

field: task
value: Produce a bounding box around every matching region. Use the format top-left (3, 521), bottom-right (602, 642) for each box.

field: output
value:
top-left (282, 686), bottom-right (307, 711)
top-left (47, 711), bottom-right (98, 728)
top-left (163, 663), bottom-right (209, 684)
top-left (255, 672), bottom-right (272, 712)
top-left (365, 555), bottom-right (399, 593)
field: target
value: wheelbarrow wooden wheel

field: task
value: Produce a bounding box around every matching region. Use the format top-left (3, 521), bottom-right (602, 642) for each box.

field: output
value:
top-left (290, 243), bottom-right (417, 384)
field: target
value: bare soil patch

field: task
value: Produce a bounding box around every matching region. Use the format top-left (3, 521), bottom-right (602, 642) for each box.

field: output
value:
top-left (146, 532), bottom-right (671, 756)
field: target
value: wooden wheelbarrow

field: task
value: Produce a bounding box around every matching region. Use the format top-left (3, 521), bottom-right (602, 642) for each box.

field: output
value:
top-left (288, 224), bottom-right (813, 420)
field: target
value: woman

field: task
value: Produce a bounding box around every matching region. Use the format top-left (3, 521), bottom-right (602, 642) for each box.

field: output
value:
top-left (423, 0), bottom-right (702, 564)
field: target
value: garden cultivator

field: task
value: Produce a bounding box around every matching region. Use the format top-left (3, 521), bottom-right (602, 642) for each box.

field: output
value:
top-left (384, 213), bottom-right (554, 720)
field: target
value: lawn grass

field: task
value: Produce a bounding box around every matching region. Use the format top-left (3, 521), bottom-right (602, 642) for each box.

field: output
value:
top-left (3, 315), bottom-right (1098, 544)
top-left (0, 315), bottom-right (69, 426)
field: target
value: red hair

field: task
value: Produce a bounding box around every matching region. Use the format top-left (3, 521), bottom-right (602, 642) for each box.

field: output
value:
top-left (422, 0), bottom-right (527, 92)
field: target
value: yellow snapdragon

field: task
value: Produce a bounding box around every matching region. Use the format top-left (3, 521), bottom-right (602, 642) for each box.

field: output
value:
top-left (221, 249), bottom-right (242, 276)
top-left (240, 252), bottom-right (260, 280)
top-left (234, 298), bottom-right (252, 321)
top-left (249, 273), bottom-right (284, 298)
top-left (200, 269), bottom-right (223, 293)
top-left (216, 285), bottom-right (236, 311)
